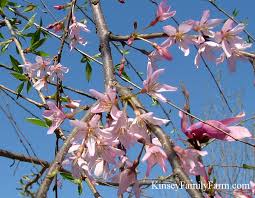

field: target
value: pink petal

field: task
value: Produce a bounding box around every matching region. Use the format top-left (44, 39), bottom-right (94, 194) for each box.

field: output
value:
top-left (219, 112), bottom-right (245, 125)
top-left (178, 23), bottom-right (193, 33)
top-left (225, 126), bottom-right (252, 141)
top-left (222, 19), bottom-right (234, 32)
top-left (163, 25), bottom-right (177, 36)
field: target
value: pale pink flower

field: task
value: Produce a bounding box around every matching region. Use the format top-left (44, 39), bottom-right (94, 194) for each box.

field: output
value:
top-left (142, 61), bottom-right (177, 102)
top-left (33, 77), bottom-right (48, 91)
top-left (180, 111), bottom-right (252, 142)
top-left (142, 144), bottom-right (167, 176)
top-left (48, 63), bottom-right (69, 81)
top-left (216, 42), bottom-right (252, 72)
top-left (163, 22), bottom-right (194, 56)
top-left (194, 41), bottom-right (221, 67)
top-left (65, 98), bottom-right (80, 112)
top-left (89, 88), bottom-right (119, 120)
top-left (193, 10), bottom-right (222, 38)
top-left (47, 22), bottom-right (63, 33)
top-left (129, 112), bottom-right (169, 143)
top-left (149, 39), bottom-right (172, 63)
top-left (70, 115), bottom-right (101, 156)
top-left (112, 168), bottom-right (140, 198)
top-left (174, 146), bottom-right (208, 179)
top-left (69, 17), bottom-right (90, 50)
top-left (43, 101), bottom-right (66, 134)
top-left (147, 0), bottom-right (176, 28)
top-left (215, 19), bottom-right (246, 58)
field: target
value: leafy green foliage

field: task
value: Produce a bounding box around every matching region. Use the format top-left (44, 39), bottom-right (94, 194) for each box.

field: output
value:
top-left (11, 72), bottom-right (28, 81)
top-left (10, 55), bottom-right (22, 73)
top-left (26, 118), bottom-right (49, 128)
top-left (85, 62), bottom-right (92, 82)
top-left (60, 172), bottom-right (83, 195)
top-left (243, 163), bottom-right (255, 169)
top-left (23, 14), bottom-right (35, 31)
top-left (16, 82), bottom-right (24, 98)
top-left (23, 4), bottom-right (36, 12)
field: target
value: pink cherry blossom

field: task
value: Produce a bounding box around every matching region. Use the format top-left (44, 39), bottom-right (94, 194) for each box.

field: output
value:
top-left (129, 112), bottom-right (169, 143)
top-left (194, 41), bottom-right (221, 67)
top-left (70, 115), bottom-right (101, 156)
top-left (180, 111), bottom-right (252, 142)
top-left (142, 61), bottom-right (177, 102)
top-left (69, 17), bottom-right (90, 50)
top-left (142, 143), bottom-right (167, 176)
top-left (216, 42), bottom-right (252, 72)
top-left (149, 39), bottom-right (173, 62)
top-left (174, 146), bottom-right (208, 179)
top-left (163, 22), bottom-right (194, 56)
top-left (43, 101), bottom-right (66, 134)
top-left (48, 63), bottom-right (69, 81)
top-left (112, 168), bottom-right (140, 198)
top-left (193, 10), bottom-right (222, 38)
top-left (89, 88), bottom-right (119, 119)
top-left (215, 19), bottom-right (246, 58)
top-left (33, 77), bottom-right (48, 91)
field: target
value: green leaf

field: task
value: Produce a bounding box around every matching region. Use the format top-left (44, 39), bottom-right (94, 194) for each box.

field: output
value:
top-left (0, 33), bottom-right (4, 39)
top-left (232, 9), bottom-right (239, 17)
top-left (16, 82), bottom-right (24, 98)
top-left (44, 118), bottom-right (52, 127)
top-left (30, 38), bottom-right (46, 51)
top-left (120, 49), bottom-right (129, 55)
top-left (81, 56), bottom-right (88, 63)
top-left (34, 51), bottom-right (49, 57)
top-left (60, 172), bottom-right (74, 181)
top-left (85, 62), bottom-right (92, 82)
top-left (26, 81), bottom-right (32, 93)
top-left (23, 14), bottom-right (35, 31)
top-left (151, 97), bottom-right (159, 106)
top-left (11, 72), bottom-right (28, 81)
top-left (0, 0), bottom-right (8, 8)
top-left (26, 118), bottom-right (49, 128)
top-left (10, 55), bottom-right (22, 73)
top-left (1, 42), bottom-right (10, 52)
top-left (23, 4), bottom-right (36, 12)
top-left (31, 28), bottom-right (41, 45)
top-left (78, 183), bottom-right (83, 195)
top-left (243, 164), bottom-right (255, 169)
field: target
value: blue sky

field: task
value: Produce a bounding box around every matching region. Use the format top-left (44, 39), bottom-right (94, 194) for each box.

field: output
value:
top-left (0, 0), bottom-right (255, 197)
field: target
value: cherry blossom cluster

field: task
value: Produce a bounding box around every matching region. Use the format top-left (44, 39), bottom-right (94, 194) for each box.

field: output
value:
top-left (19, 56), bottom-right (69, 91)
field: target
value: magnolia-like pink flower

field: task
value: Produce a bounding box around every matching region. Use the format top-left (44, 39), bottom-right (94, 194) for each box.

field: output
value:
top-left (146, 0), bottom-right (176, 28)
top-left (193, 10), bottom-right (222, 38)
top-left (112, 168), bottom-right (140, 198)
top-left (149, 39), bottom-right (172, 62)
top-left (163, 22), bottom-right (194, 56)
top-left (89, 88), bottom-right (119, 119)
top-left (180, 111), bottom-right (252, 142)
top-left (69, 17), bottom-right (90, 50)
top-left (142, 61), bottom-right (177, 102)
top-left (43, 101), bottom-right (66, 134)
top-left (174, 146), bottom-right (208, 179)
top-left (142, 143), bottom-right (167, 176)
top-left (48, 63), bottom-right (69, 81)
top-left (215, 19), bottom-right (246, 58)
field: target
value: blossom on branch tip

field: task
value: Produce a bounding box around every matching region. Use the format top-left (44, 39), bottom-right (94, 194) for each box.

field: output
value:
top-left (180, 111), bottom-right (252, 142)
top-left (163, 22), bottom-right (194, 56)
top-left (43, 101), bottom-right (66, 134)
top-left (48, 63), bottom-right (69, 81)
top-left (142, 61), bottom-right (177, 102)
top-left (215, 19), bottom-right (246, 58)
top-left (149, 39), bottom-right (173, 62)
top-left (69, 17), bottom-right (90, 50)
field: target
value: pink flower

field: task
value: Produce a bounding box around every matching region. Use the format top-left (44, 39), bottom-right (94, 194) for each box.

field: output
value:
top-left (47, 22), bottom-right (63, 33)
top-left (193, 10), bottom-right (222, 38)
top-left (142, 143), bottom-right (167, 176)
top-left (89, 88), bottom-right (119, 119)
top-left (48, 63), bottom-right (69, 81)
top-left (33, 77), bottom-right (48, 91)
top-left (194, 41), bottom-right (221, 67)
top-left (163, 22), bottom-right (194, 56)
top-left (146, 0), bottom-right (176, 28)
top-left (174, 146), bottom-right (208, 179)
top-left (112, 168), bottom-right (140, 198)
top-left (215, 19), bottom-right (246, 58)
top-left (180, 111), bottom-right (252, 142)
top-left (142, 61), bottom-right (177, 102)
top-left (70, 115), bottom-right (101, 156)
top-left (129, 112), bottom-right (169, 143)
top-left (69, 17), bottom-right (90, 50)
top-left (149, 39), bottom-right (173, 62)
top-left (43, 101), bottom-right (66, 134)
top-left (53, 5), bottom-right (65, 10)
top-left (216, 42), bottom-right (252, 72)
